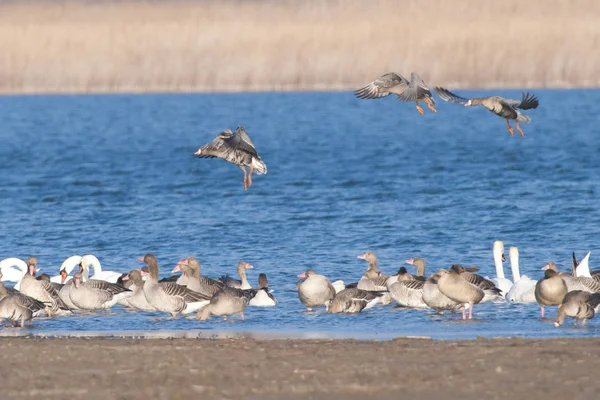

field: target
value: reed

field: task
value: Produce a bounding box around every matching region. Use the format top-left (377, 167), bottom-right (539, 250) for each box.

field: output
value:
top-left (0, 0), bottom-right (598, 93)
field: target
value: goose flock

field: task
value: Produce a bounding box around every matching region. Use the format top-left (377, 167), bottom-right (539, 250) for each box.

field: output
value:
top-left (1, 242), bottom-right (598, 328)
top-left (194, 75), bottom-right (539, 190)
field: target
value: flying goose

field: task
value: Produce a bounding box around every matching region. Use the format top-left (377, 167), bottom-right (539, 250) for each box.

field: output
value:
top-left (555, 290), bottom-right (600, 327)
top-left (355, 72), bottom-right (436, 114)
top-left (297, 269), bottom-right (336, 311)
top-left (218, 262), bottom-right (254, 290)
top-left (173, 257), bottom-right (224, 297)
top-left (248, 273), bottom-right (277, 307)
top-left (194, 126), bottom-right (267, 190)
top-left (434, 87), bottom-right (539, 136)
top-left (0, 282), bottom-right (46, 327)
top-left (138, 254), bottom-right (211, 317)
top-left (535, 269), bottom-right (568, 318)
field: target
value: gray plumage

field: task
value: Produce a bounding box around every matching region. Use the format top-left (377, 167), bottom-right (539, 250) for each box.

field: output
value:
top-left (555, 290), bottom-right (600, 327)
top-left (388, 279), bottom-right (427, 308)
top-left (422, 271), bottom-right (462, 313)
top-left (197, 286), bottom-right (256, 320)
top-left (297, 269), bottom-right (336, 311)
top-left (327, 288), bottom-right (382, 314)
top-left (0, 282), bottom-right (46, 326)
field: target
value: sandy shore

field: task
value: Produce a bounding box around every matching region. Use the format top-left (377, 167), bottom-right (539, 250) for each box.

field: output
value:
top-left (0, 0), bottom-right (599, 93)
top-left (1, 336), bottom-right (598, 399)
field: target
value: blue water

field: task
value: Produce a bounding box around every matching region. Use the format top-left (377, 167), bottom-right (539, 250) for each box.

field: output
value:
top-left (1, 90), bottom-right (600, 340)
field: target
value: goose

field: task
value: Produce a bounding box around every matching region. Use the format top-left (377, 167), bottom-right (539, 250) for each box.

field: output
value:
top-left (505, 246), bottom-right (537, 303)
top-left (17, 257), bottom-right (70, 316)
top-left (297, 269), bottom-right (336, 311)
top-left (67, 268), bottom-right (132, 311)
top-left (51, 255), bottom-right (82, 284)
top-left (79, 255), bottom-right (123, 283)
top-left (387, 278), bottom-right (427, 308)
top-left (405, 258), bottom-right (427, 281)
top-left (357, 252), bottom-right (393, 304)
top-left (197, 286), bottom-right (256, 321)
top-left (0, 258), bottom-right (29, 285)
top-left (173, 257), bottom-right (224, 297)
top-left (555, 290), bottom-right (600, 327)
top-left (218, 262), bottom-right (254, 290)
top-left (490, 241), bottom-right (513, 297)
top-left (249, 273), bottom-right (277, 307)
top-left (120, 270), bottom-right (156, 312)
top-left (138, 254), bottom-right (211, 317)
top-left (454, 265), bottom-right (503, 303)
top-left (434, 87), bottom-right (539, 137)
top-left (535, 269), bottom-right (568, 318)
top-left (58, 279), bottom-right (80, 311)
top-left (422, 270), bottom-right (462, 313)
top-left (354, 72), bottom-right (437, 114)
top-left (327, 288), bottom-right (382, 313)
top-left (0, 282), bottom-right (46, 327)
top-left (543, 262), bottom-right (600, 293)
top-left (387, 266), bottom-right (416, 286)
top-left (194, 126), bottom-right (267, 190)
top-left (437, 265), bottom-right (486, 319)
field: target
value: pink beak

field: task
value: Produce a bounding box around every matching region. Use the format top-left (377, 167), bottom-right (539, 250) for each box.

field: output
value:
top-left (405, 259), bottom-right (415, 265)
top-left (140, 270), bottom-right (149, 277)
top-left (121, 275), bottom-right (130, 281)
top-left (137, 257), bottom-right (145, 262)
top-left (357, 254), bottom-right (367, 260)
top-left (246, 264), bottom-right (254, 269)
top-left (541, 264), bottom-right (549, 271)
top-left (297, 272), bottom-right (306, 278)
top-left (172, 264), bottom-right (181, 273)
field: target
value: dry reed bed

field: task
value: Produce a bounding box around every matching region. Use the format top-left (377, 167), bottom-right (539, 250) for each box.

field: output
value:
top-left (0, 0), bottom-right (598, 93)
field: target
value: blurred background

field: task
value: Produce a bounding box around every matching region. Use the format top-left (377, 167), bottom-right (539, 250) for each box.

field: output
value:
top-left (0, 0), bottom-right (598, 94)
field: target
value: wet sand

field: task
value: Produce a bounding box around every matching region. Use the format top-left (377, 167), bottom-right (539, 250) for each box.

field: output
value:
top-left (1, 336), bottom-right (598, 399)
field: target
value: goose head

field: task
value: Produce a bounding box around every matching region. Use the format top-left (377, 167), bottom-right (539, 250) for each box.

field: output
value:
top-left (26, 256), bottom-right (38, 276)
top-left (297, 269), bottom-right (316, 279)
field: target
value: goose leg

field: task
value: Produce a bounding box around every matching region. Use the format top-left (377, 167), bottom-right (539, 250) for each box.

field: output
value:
top-left (540, 306), bottom-right (544, 318)
top-left (222, 316), bottom-right (227, 321)
top-left (468, 304), bottom-right (474, 320)
top-left (515, 121), bottom-right (525, 137)
top-left (415, 102), bottom-right (425, 115)
top-left (461, 306), bottom-right (466, 320)
top-left (425, 98), bottom-right (437, 113)
top-left (240, 312), bottom-right (245, 320)
top-left (506, 119), bottom-right (515, 136)
top-left (20, 319), bottom-right (25, 328)
top-left (242, 168), bottom-right (248, 190)
top-left (247, 166), bottom-right (254, 189)
top-left (582, 319), bottom-right (587, 327)
top-left (574, 318), bottom-right (579, 327)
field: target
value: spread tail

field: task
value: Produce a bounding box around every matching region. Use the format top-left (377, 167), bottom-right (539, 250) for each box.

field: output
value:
top-left (251, 157), bottom-right (267, 175)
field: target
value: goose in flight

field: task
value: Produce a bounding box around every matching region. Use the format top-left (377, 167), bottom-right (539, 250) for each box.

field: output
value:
top-left (434, 87), bottom-right (539, 137)
top-left (355, 72), bottom-right (436, 115)
top-left (194, 126), bottom-right (267, 190)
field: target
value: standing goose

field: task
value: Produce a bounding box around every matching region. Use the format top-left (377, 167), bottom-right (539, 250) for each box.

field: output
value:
top-left (120, 270), bottom-right (157, 312)
top-left (357, 252), bottom-right (392, 304)
top-left (197, 286), bottom-right (256, 321)
top-left (68, 269), bottom-right (132, 311)
top-left (543, 262), bottom-right (600, 293)
top-left (555, 290), bottom-right (600, 327)
top-left (218, 262), bottom-right (254, 290)
top-left (436, 265), bottom-right (485, 320)
top-left (535, 269), bottom-right (568, 318)
top-left (18, 257), bottom-right (70, 316)
top-left (194, 126), bottom-right (267, 190)
top-left (505, 246), bottom-right (537, 303)
top-left (422, 271), bottom-right (462, 313)
top-left (249, 273), bottom-right (277, 307)
top-left (297, 269), bottom-right (336, 311)
top-left (0, 282), bottom-right (46, 327)
top-left (354, 72), bottom-right (436, 115)
top-left (327, 288), bottom-right (382, 314)
top-left (490, 240), bottom-right (512, 297)
top-left (138, 254), bottom-right (211, 317)
top-left (434, 87), bottom-right (539, 136)
top-left (387, 279), bottom-right (427, 309)
top-left (173, 257), bottom-right (224, 297)
top-left (454, 265), bottom-right (503, 303)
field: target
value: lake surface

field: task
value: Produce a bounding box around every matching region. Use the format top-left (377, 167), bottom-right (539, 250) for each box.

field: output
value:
top-left (1, 90), bottom-right (599, 340)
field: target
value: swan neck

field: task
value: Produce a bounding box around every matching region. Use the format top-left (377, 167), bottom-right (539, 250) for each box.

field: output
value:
top-left (493, 245), bottom-right (505, 279)
top-left (509, 249), bottom-right (521, 282)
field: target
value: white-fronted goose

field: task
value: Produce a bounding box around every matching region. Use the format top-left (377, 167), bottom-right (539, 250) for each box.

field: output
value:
top-left (249, 273), bottom-right (277, 307)
top-left (174, 257), bottom-right (224, 297)
top-left (434, 87), bottom-right (539, 136)
top-left (437, 265), bottom-right (485, 320)
top-left (355, 72), bottom-right (436, 115)
top-left (0, 282), bottom-right (46, 327)
top-left (18, 257), bottom-right (70, 316)
top-left (490, 240), bottom-right (512, 296)
top-left (327, 288), bottom-right (382, 314)
top-left (422, 271), bottom-right (462, 313)
top-left (138, 254), bottom-right (211, 317)
top-left (535, 269), bottom-right (568, 318)
top-left (68, 269), bottom-right (132, 311)
top-left (218, 262), bottom-right (254, 290)
top-left (543, 262), bottom-right (600, 293)
top-left (197, 286), bottom-right (256, 321)
top-left (555, 290), bottom-right (600, 327)
top-left (505, 246), bottom-right (537, 303)
top-left (194, 126), bottom-right (267, 190)
top-left (297, 269), bottom-right (336, 311)
top-left (120, 270), bottom-right (157, 312)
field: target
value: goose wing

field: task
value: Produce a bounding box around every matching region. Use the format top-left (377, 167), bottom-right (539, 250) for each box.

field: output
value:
top-left (160, 282), bottom-right (211, 303)
top-left (85, 279), bottom-right (131, 295)
top-left (503, 92), bottom-right (539, 110)
top-left (433, 87), bottom-right (469, 105)
top-left (397, 73), bottom-right (433, 103)
top-left (195, 130), bottom-right (233, 159)
top-left (461, 272), bottom-right (497, 290)
top-left (40, 280), bottom-right (70, 310)
top-left (15, 293), bottom-right (46, 313)
top-left (354, 72), bottom-right (409, 99)
top-left (228, 126), bottom-right (259, 157)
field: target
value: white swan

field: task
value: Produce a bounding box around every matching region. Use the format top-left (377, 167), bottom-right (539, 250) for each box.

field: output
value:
top-left (505, 246), bottom-right (536, 303)
top-left (575, 252), bottom-right (592, 277)
top-left (490, 240), bottom-right (512, 296)
top-left (51, 255), bottom-right (82, 283)
top-left (79, 255), bottom-right (122, 283)
top-left (0, 258), bottom-right (28, 283)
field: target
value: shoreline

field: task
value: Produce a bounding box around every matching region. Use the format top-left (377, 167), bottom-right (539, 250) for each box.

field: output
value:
top-left (2, 336), bottom-right (598, 399)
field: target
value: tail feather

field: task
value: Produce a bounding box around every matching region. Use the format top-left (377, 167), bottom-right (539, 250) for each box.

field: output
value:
top-left (517, 113), bottom-right (531, 123)
top-left (251, 157), bottom-right (267, 175)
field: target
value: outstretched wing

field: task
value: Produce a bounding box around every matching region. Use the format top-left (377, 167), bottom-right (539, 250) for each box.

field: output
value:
top-left (229, 126), bottom-right (259, 157)
top-left (354, 72), bottom-right (409, 99)
top-left (397, 73), bottom-right (433, 103)
top-left (502, 92), bottom-right (539, 110)
top-left (434, 87), bottom-right (470, 105)
top-left (194, 130), bottom-right (233, 159)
